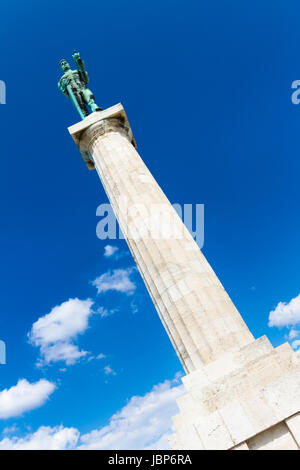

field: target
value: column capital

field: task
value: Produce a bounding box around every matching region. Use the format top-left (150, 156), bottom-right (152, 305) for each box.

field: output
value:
top-left (68, 103), bottom-right (137, 170)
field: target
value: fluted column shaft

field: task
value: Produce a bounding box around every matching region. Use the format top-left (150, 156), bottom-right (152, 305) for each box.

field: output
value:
top-left (69, 105), bottom-right (253, 373)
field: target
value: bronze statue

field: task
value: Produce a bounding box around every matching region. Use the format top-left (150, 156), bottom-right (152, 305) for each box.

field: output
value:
top-left (58, 51), bottom-right (102, 119)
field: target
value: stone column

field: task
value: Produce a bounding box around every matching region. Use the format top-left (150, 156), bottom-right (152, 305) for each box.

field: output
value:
top-left (69, 104), bottom-right (253, 374)
top-left (69, 104), bottom-right (300, 450)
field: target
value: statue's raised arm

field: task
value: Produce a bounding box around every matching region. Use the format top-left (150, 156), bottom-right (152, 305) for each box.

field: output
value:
top-left (72, 50), bottom-right (89, 85)
top-left (58, 50), bottom-right (102, 120)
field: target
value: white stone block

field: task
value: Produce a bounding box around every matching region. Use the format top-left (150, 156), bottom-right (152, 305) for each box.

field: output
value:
top-left (194, 411), bottom-right (234, 450)
top-left (231, 442), bottom-right (249, 450)
top-left (219, 401), bottom-right (255, 444)
top-left (247, 422), bottom-right (298, 450)
top-left (286, 412), bottom-right (300, 446)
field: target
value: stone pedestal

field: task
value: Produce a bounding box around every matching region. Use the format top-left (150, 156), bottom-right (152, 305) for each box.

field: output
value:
top-left (169, 336), bottom-right (300, 449)
top-left (69, 104), bottom-right (300, 450)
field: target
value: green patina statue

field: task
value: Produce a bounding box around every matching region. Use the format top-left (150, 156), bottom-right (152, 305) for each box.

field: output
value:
top-left (58, 50), bottom-right (102, 119)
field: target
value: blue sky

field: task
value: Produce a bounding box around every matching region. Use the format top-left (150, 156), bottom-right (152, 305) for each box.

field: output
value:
top-left (0, 0), bottom-right (300, 449)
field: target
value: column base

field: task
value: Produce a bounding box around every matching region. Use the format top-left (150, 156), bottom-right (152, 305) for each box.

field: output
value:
top-left (169, 336), bottom-right (300, 450)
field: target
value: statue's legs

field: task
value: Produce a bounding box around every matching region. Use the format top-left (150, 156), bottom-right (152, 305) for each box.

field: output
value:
top-left (83, 88), bottom-right (102, 112)
top-left (77, 91), bottom-right (89, 116)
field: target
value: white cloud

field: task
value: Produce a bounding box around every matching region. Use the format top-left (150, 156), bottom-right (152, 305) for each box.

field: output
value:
top-left (292, 340), bottom-right (300, 351)
top-left (103, 245), bottom-right (130, 261)
top-left (104, 365), bottom-right (116, 376)
top-left (96, 306), bottom-right (119, 318)
top-left (130, 299), bottom-right (140, 314)
top-left (29, 298), bottom-right (94, 345)
top-left (144, 433), bottom-right (171, 450)
top-left (289, 329), bottom-right (299, 340)
top-left (104, 245), bottom-right (119, 258)
top-left (268, 293), bottom-right (300, 328)
top-left (0, 426), bottom-right (79, 450)
top-left (96, 353), bottom-right (106, 360)
top-left (0, 375), bottom-right (184, 450)
top-left (29, 298), bottom-right (94, 366)
top-left (0, 379), bottom-right (56, 419)
top-left (92, 268), bottom-right (136, 295)
top-left (37, 342), bottom-right (88, 366)
top-left (78, 374), bottom-right (184, 450)
top-left (2, 424), bottom-right (19, 435)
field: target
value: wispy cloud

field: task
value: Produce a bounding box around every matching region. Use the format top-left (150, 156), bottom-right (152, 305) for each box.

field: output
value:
top-left (28, 298), bottom-right (95, 366)
top-left (36, 343), bottom-right (88, 367)
top-left (130, 298), bottom-right (140, 314)
top-left (96, 353), bottom-right (106, 360)
top-left (0, 375), bottom-right (184, 449)
top-left (92, 268), bottom-right (136, 295)
top-left (2, 425), bottom-right (20, 435)
top-left (104, 365), bottom-right (116, 376)
top-left (292, 340), bottom-right (300, 351)
top-left (103, 245), bottom-right (119, 258)
top-left (103, 245), bottom-right (130, 261)
top-left (96, 306), bottom-right (119, 318)
top-left (0, 425), bottom-right (79, 450)
top-left (0, 379), bottom-right (56, 419)
top-left (79, 374), bottom-right (184, 449)
top-left (288, 329), bottom-right (299, 340)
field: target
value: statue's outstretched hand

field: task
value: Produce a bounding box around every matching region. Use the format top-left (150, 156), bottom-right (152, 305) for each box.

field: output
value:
top-left (73, 50), bottom-right (80, 59)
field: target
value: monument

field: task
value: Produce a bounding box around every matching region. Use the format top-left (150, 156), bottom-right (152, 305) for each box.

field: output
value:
top-left (58, 51), bottom-right (102, 119)
top-left (60, 52), bottom-right (300, 450)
